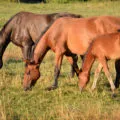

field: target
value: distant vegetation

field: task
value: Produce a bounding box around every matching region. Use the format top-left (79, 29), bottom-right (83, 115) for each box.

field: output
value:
top-left (6, 0), bottom-right (120, 3)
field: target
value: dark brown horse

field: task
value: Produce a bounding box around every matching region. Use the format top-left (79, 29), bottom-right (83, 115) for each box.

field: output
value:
top-left (0, 11), bottom-right (81, 77)
top-left (79, 32), bottom-right (120, 96)
top-left (23, 16), bottom-right (120, 91)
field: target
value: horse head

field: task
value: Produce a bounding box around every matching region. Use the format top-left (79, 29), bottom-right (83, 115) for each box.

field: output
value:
top-left (78, 70), bottom-right (89, 91)
top-left (23, 60), bottom-right (40, 91)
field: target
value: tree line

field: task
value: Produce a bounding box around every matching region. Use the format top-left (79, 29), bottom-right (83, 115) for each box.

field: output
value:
top-left (7, 0), bottom-right (119, 3)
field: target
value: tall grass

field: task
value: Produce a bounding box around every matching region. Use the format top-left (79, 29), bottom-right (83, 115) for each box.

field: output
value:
top-left (0, 1), bottom-right (120, 120)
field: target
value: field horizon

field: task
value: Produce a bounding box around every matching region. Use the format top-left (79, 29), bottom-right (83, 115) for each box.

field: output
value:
top-left (0, 1), bottom-right (120, 120)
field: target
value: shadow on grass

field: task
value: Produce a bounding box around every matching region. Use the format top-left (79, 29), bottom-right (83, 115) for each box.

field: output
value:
top-left (20, 0), bottom-right (46, 3)
top-left (6, 58), bottom-right (22, 65)
top-left (7, 113), bottom-right (21, 120)
top-left (12, 115), bottom-right (21, 120)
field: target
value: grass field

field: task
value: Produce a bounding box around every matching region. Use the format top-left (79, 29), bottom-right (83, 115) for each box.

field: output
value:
top-left (0, 1), bottom-right (120, 120)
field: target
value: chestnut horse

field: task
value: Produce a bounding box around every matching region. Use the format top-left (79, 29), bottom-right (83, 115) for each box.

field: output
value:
top-left (79, 32), bottom-right (120, 95)
top-left (0, 11), bottom-right (81, 77)
top-left (23, 16), bottom-right (120, 91)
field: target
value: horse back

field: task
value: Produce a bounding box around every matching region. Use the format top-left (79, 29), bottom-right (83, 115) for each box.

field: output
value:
top-left (91, 32), bottom-right (120, 59)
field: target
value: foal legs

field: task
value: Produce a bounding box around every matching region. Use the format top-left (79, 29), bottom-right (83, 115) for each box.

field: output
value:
top-left (47, 51), bottom-right (64, 91)
top-left (92, 59), bottom-right (120, 90)
top-left (91, 63), bottom-right (103, 90)
top-left (115, 59), bottom-right (120, 88)
top-left (98, 57), bottom-right (116, 95)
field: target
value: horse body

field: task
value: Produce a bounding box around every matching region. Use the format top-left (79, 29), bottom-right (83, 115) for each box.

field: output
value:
top-left (79, 32), bottom-right (120, 95)
top-left (0, 11), bottom-right (81, 68)
top-left (40, 16), bottom-right (120, 55)
top-left (24, 16), bottom-right (120, 91)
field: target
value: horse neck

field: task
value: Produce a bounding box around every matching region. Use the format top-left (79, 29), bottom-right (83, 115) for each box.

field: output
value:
top-left (34, 36), bottom-right (49, 65)
top-left (81, 47), bottom-right (95, 75)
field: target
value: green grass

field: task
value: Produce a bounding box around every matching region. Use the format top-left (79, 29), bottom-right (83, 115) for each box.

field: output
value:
top-left (0, 1), bottom-right (120, 120)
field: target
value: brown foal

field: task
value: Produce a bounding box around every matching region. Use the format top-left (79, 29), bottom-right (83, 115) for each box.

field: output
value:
top-left (79, 32), bottom-right (120, 95)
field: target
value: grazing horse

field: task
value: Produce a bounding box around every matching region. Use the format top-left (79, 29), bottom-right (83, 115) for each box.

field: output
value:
top-left (0, 11), bottom-right (81, 77)
top-left (79, 32), bottom-right (120, 95)
top-left (23, 16), bottom-right (120, 91)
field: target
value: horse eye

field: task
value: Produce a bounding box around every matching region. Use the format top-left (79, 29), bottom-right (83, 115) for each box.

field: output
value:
top-left (26, 70), bottom-right (30, 75)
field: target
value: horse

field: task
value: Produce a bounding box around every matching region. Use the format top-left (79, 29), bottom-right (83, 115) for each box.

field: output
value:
top-left (0, 11), bottom-right (81, 77)
top-left (23, 16), bottom-right (120, 91)
top-left (79, 32), bottom-right (120, 96)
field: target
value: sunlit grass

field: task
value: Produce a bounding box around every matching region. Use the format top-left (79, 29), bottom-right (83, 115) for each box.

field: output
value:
top-left (0, 1), bottom-right (120, 120)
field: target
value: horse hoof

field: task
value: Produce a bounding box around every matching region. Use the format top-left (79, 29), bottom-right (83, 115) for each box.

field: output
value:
top-left (23, 87), bottom-right (32, 91)
top-left (79, 87), bottom-right (83, 93)
top-left (111, 93), bottom-right (117, 98)
top-left (46, 86), bottom-right (58, 91)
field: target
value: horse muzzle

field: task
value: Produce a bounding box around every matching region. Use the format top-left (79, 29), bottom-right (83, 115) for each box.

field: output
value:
top-left (23, 86), bottom-right (32, 91)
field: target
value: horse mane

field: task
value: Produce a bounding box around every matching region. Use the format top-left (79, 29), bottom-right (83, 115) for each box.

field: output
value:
top-left (35, 12), bottom-right (82, 46)
top-left (55, 12), bottom-right (82, 18)
top-left (32, 12), bottom-right (83, 60)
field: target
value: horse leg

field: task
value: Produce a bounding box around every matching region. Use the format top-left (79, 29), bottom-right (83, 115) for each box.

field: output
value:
top-left (23, 45), bottom-right (33, 61)
top-left (98, 57), bottom-right (116, 96)
top-left (30, 45), bottom-right (35, 60)
top-left (115, 59), bottom-right (120, 88)
top-left (47, 52), bottom-right (64, 91)
top-left (66, 54), bottom-right (79, 77)
top-left (91, 63), bottom-right (103, 91)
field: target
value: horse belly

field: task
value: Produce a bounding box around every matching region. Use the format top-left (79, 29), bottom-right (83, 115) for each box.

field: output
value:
top-left (67, 36), bottom-right (89, 55)
top-left (107, 48), bottom-right (120, 60)
top-left (110, 50), bottom-right (120, 59)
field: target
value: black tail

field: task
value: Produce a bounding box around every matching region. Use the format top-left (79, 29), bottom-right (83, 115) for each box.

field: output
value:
top-left (0, 12), bottom-right (20, 68)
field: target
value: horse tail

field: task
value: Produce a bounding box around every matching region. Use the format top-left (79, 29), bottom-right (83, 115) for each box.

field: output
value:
top-left (0, 12), bottom-right (20, 68)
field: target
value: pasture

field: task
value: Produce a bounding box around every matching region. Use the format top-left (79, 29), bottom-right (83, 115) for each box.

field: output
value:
top-left (0, 1), bottom-right (120, 120)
